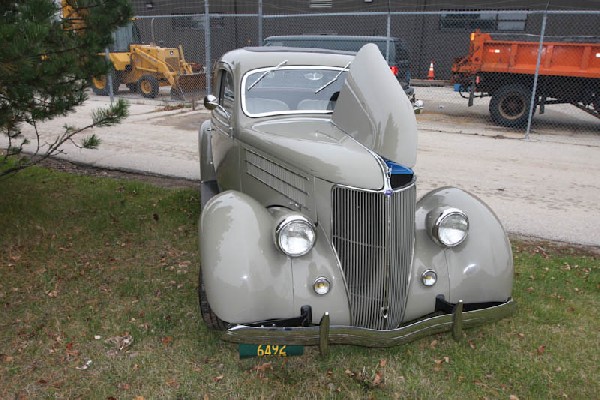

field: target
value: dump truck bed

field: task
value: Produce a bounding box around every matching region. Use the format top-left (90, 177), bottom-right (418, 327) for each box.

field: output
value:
top-left (452, 31), bottom-right (600, 79)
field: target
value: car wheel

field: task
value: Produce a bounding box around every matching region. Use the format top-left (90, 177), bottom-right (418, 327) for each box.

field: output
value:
top-left (489, 84), bottom-right (533, 127)
top-left (198, 270), bottom-right (228, 330)
top-left (138, 75), bottom-right (160, 98)
top-left (91, 71), bottom-right (120, 96)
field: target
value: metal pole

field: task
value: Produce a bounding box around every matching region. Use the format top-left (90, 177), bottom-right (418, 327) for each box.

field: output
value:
top-left (105, 48), bottom-right (114, 104)
top-left (234, 0), bottom-right (239, 47)
top-left (150, 17), bottom-right (156, 44)
top-left (385, 5), bottom-right (391, 63)
top-left (526, 11), bottom-right (547, 139)
top-left (258, 0), bottom-right (263, 45)
top-left (204, 0), bottom-right (211, 94)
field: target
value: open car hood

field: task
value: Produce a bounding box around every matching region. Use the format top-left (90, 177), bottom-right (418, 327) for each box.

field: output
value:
top-left (332, 43), bottom-right (417, 168)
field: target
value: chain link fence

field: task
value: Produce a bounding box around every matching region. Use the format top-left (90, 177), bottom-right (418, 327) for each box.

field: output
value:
top-left (101, 9), bottom-right (600, 136)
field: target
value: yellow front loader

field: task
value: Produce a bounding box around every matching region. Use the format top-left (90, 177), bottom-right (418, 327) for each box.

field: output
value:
top-left (62, 1), bottom-right (204, 100)
top-left (91, 40), bottom-right (205, 99)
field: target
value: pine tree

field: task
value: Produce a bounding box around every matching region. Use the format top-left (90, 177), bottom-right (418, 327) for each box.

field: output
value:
top-left (0, 0), bottom-right (133, 176)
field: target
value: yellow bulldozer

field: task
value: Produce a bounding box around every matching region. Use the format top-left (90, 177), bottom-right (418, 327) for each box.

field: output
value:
top-left (62, 2), bottom-right (205, 99)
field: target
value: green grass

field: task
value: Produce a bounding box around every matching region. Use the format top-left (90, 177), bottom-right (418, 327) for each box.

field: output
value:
top-left (1, 166), bottom-right (598, 399)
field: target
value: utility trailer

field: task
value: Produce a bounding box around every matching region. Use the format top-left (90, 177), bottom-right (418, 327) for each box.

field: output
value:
top-left (452, 31), bottom-right (600, 127)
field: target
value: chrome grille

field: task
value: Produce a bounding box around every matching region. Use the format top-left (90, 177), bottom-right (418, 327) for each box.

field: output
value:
top-left (332, 182), bottom-right (416, 330)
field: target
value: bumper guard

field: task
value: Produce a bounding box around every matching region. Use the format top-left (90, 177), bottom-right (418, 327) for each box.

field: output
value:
top-left (223, 298), bottom-right (516, 355)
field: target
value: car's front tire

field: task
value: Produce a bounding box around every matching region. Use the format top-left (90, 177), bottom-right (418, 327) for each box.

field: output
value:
top-left (198, 270), bottom-right (228, 330)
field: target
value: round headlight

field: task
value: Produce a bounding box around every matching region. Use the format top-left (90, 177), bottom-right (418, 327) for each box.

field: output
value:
top-left (431, 208), bottom-right (469, 247)
top-left (275, 215), bottom-right (316, 257)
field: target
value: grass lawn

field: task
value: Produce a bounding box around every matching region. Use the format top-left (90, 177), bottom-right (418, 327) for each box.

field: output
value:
top-left (1, 166), bottom-right (598, 399)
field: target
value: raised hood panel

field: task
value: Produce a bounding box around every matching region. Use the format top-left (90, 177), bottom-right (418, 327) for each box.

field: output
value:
top-left (332, 43), bottom-right (417, 168)
top-left (241, 118), bottom-right (384, 190)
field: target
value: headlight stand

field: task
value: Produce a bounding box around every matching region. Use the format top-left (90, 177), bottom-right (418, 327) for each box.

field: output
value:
top-left (452, 300), bottom-right (464, 341)
top-left (319, 312), bottom-right (330, 356)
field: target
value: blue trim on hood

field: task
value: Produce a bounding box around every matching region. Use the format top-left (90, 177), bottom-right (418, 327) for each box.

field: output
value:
top-left (384, 159), bottom-right (413, 175)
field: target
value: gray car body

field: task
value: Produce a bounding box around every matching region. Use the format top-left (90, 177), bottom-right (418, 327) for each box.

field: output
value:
top-left (198, 45), bottom-right (513, 346)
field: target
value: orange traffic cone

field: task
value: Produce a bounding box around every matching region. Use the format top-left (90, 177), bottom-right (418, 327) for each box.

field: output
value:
top-left (427, 61), bottom-right (435, 80)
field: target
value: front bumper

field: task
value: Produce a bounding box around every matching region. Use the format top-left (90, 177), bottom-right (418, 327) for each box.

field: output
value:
top-left (223, 298), bottom-right (515, 353)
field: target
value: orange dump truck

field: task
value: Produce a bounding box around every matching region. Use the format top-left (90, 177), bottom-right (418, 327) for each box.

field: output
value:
top-left (452, 31), bottom-right (600, 127)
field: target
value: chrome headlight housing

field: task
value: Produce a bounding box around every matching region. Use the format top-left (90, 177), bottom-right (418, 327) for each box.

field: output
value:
top-left (428, 207), bottom-right (469, 247)
top-left (275, 215), bottom-right (316, 257)
top-left (313, 277), bottom-right (331, 295)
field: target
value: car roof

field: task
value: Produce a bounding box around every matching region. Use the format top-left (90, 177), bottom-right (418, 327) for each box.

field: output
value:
top-left (220, 46), bottom-right (355, 75)
top-left (265, 35), bottom-right (402, 42)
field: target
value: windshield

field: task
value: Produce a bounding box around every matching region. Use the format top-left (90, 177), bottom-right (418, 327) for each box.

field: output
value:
top-left (242, 66), bottom-right (348, 117)
top-left (110, 22), bottom-right (141, 52)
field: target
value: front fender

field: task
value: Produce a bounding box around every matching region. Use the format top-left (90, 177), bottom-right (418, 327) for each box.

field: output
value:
top-left (200, 191), bottom-right (350, 325)
top-left (404, 187), bottom-right (513, 321)
top-left (200, 191), bottom-right (292, 323)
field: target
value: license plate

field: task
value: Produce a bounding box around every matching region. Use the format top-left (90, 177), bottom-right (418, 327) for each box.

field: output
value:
top-left (238, 344), bottom-right (304, 359)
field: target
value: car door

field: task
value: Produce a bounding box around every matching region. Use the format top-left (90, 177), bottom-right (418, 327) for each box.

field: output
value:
top-left (211, 66), bottom-right (241, 191)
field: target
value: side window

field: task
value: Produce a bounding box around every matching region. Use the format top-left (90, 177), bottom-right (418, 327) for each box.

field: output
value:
top-left (218, 70), bottom-right (235, 112)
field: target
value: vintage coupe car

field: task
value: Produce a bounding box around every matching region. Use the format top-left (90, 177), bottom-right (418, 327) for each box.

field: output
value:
top-left (198, 44), bottom-right (515, 353)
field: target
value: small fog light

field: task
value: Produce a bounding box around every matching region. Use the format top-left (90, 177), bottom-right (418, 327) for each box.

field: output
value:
top-left (421, 270), bottom-right (438, 287)
top-left (313, 277), bottom-right (331, 295)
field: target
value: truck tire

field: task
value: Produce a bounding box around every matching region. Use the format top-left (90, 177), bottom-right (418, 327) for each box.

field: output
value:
top-left (489, 84), bottom-right (533, 127)
top-left (138, 75), bottom-right (160, 98)
top-left (198, 270), bottom-right (228, 330)
top-left (91, 71), bottom-right (120, 96)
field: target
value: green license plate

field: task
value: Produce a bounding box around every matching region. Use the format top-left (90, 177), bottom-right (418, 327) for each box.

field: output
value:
top-left (238, 344), bottom-right (304, 359)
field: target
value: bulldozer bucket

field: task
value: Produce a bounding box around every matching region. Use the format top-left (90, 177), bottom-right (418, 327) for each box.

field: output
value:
top-left (171, 73), bottom-right (206, 101)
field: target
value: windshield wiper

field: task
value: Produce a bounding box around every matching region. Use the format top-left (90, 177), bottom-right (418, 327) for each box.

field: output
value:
top-left (247, 60), bottom-right (288, 91)
top-left (315, 61), bottom-right (351, 94)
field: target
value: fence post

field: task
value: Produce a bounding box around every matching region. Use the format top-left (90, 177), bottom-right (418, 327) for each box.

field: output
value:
top-left (105, 48), bottom-right (114, 104)
top-left (204, 0), bottom-right (211, 95)
top-left (150, 17), bottom-right (156, 43)
top-left (258, 0), bottom-right (263, 45)
top-left (385, 9), bottom-right (391, 63)
top-left (526, 10), bottom-right (548, 139)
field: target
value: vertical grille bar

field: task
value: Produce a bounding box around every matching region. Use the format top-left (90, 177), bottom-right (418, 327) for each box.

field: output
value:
top-left (332, 182), bottom-right (416, 330)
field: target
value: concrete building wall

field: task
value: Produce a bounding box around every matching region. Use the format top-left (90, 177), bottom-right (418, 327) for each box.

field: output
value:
top-left (132, 0), bottom-right (600, 15)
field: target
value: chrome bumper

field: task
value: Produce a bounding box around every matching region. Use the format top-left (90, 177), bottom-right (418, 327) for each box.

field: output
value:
top-left (223, 299), bottom-right (516, 353)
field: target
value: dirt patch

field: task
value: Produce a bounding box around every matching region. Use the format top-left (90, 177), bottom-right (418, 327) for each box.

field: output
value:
top-left (38, 157), bottom-right (199, 189)
top-left (511, 234), bottom-right (600, 258)
top-left (152, 109), bottom-right (210, 131)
